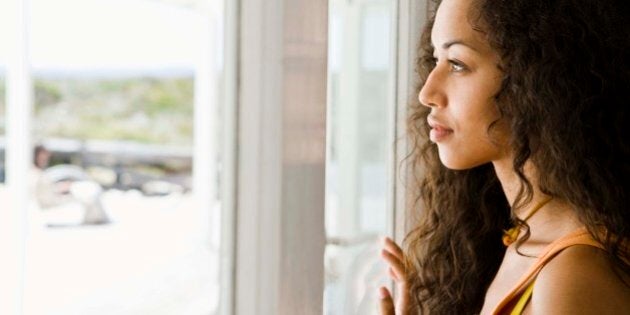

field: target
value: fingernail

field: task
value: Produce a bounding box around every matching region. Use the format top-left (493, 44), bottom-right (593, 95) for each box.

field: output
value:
top-left (379, 287), bottom-right (389, 299)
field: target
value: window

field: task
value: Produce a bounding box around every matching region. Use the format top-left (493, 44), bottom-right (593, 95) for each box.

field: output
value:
top-left (1, 0), bottom-right (425, 313)
top-left (325, 0), bottom-right (397, 313)
top-left (0, 1), bottom-right (228, 314)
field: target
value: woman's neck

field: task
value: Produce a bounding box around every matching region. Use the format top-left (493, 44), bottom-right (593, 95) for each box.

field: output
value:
top-left (492, 157), bottom-right (583, 245)
top-left (492, 156), bottom-right (529, 213)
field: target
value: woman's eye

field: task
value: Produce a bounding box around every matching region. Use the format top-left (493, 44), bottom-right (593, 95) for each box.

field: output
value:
top-left (431, 57), bottom-right (468, 73)
top-left (449, 60), bottom-right (467, 72)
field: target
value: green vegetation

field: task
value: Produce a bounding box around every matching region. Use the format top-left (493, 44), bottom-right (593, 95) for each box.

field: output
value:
top-left (33, 77), bottom-right (194, 146)
top-left (1, 76), bottom-right (194, 146)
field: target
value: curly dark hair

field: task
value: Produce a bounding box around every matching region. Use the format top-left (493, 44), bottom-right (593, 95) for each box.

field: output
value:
top-left (403, 0), bottom-right (630, 313)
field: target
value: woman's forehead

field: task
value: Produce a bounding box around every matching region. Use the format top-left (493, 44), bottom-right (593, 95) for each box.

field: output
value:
top-left (432, 0), bottom-right (491, 54)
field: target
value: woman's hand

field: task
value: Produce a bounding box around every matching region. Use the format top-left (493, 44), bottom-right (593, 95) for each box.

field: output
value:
top-left (379, 237), bottom-right (413, 315)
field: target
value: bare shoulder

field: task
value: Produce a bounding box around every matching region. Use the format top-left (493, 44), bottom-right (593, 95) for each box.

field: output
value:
top-left (530, 245), bottom-right (630, 314)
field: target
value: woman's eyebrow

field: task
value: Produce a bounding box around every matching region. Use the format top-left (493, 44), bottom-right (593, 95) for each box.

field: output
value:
top-left (439, 39), bottom-right (481, 52)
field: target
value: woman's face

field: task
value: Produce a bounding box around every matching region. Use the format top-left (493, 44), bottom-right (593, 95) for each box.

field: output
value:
top-left (419, 0), bottom-right (509, 170)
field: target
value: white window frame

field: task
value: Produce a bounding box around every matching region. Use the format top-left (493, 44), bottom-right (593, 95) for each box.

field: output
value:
top-left (229, 0), bottom-right (328, 313)
top-left (0, 0), bottom-right (32, 314)
top-left (218, 0), bottom-right (238, 314)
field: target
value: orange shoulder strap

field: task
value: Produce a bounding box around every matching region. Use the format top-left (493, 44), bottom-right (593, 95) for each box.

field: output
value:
top-left (491, 227), bottom-right (603, 315)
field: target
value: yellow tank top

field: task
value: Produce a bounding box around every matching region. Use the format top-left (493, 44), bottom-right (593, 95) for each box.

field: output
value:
top-left (508, 281), bottom-right (534, 315)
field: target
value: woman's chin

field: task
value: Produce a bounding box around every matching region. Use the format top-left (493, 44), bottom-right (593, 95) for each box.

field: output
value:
top-left (438, 152), bottom-right (486, 170)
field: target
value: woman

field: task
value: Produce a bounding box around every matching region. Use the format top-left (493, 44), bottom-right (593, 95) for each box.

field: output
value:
top-left (380, 0), bottom-right (630, 314)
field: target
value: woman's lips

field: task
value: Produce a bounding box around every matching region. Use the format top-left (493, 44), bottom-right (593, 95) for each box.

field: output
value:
top-left (428, 120), bottom-right (454, 142)
top-left (430, 127), bottom-right (453, 142)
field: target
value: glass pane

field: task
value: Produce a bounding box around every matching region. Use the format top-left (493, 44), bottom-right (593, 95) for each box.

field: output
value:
top-left (324, 0), bottom-right (396, 314)
top-left (23, 0), bottom-right (225, 314)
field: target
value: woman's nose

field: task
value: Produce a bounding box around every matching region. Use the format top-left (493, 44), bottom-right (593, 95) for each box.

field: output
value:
top-left (418, 69), bottom-right (445, 108)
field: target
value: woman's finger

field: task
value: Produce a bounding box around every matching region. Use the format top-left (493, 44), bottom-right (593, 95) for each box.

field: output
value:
top-left (388, 266), bottom-right (399, 282)
top-left (382, 237), bottom-right (404, 260)
top-left (378, 286), bottom-right (395, 315)
top-left (381, 249), bottom-right (406, 282)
